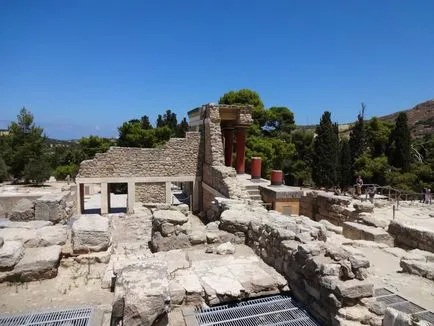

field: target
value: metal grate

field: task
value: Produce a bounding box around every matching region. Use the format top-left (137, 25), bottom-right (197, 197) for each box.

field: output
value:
top-left (376, 294), bottom-right (407, 305)
top-left (195, 294), bottom-right (318, 326)
top-left (415, 311), bottom-right (434, 324)
top-left (374, 288), bottom-right (393, 297)
top-left (0, 307), bottom-right (93, 326)
top-left (389, 301), bottom-right (425, 315)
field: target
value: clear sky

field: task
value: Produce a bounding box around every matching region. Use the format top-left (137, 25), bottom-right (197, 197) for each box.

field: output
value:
top-left (1, 1), bottom-right (433, 139)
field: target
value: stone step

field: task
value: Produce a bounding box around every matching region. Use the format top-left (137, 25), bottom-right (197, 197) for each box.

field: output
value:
top-left (245, 185), bottom-right (260, 190)
top-left (249, 195), bottom-right (262, 201)
top-left (343, 222), bottom-right (394, 246)
top-left (247, 189), bottom-right (261, 196)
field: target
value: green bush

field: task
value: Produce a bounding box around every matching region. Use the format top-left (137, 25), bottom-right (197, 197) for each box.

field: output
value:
top-left (53, 163), bottom-right (79, 180)
top-left (23, 156), bottom-right (52, 185)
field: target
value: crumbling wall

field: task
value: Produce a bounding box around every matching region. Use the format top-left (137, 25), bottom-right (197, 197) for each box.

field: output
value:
top-left (389, 221), bottom-right (434, 253)
top-left (300, 191), bottom-right (356, 226)
top-left (200, 104), bottom-right (249, 211)
top-left (78, 132), bottom-right (202, 178)
top-left (135, 183), bottom-right (166, 203)
top-left (214, 198), bottom-right (376, 325)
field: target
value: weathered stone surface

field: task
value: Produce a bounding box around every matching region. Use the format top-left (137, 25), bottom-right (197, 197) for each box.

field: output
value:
top-left (72, 214), bottom-right (110, 253)
top-left (0, 224), bottom-right (67, 248)
top-left (319, 219), bottom-right (343, 234)
top-left (335, 279), bottom-right (374, 299)
top-left (189, 231), bottom-right (206, 245)
top-left (9, 199), bottom-right (34, 221)
top-left (388, 220), bottom-right (434, 253)
top-left (12, 245), bottom-right (62, 281)
top-left (34, 192), bottom-right (71, 223)
top-left (353, 202), bottom-right (374, 213)
top-left (400, 249), bottom-right (434, 280)
top-left (114, 257), bottom-right (170, 326)
top-left (216, 242), bottom-right (235, 255)
top-left (151, 232), bottom-right (190, 252)
top-left (0, 237), bottom-right (3, 248)
top-left (343, 222), bottom-right (394, 246)
top-left (0, 220), bottom-right (53, 229)
top-left (0, 240), bottom-right (24, 270)
top-left (154, 210), bottom-right (189, 225)
top-left (220, 209), bottom-right (259, 233)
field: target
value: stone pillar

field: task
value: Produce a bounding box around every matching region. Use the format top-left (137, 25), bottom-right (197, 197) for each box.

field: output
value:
top-left (193, 181), bottom-right (199, 212)
top-left (236, 127), bottom-right (247, 174)
top-left (101, 182), bottom-right (108, 214)
top-left (127, 182), bottom-right (135, 214)
top-left (77, 183), bottom-right (85, 214)
top-left (107, 184), bottom-right (111, 213)
top-left (271, 170), bottom-right (283, 186)
top-left (251, 157), bottom-right (262, 179)
top-left (223, 128), bottom-right (234, 167)
top-left (165, 182), bottom-right (172, 205)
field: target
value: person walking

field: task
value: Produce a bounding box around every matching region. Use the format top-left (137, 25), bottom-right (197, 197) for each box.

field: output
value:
top-left (355, 176), bottom-right (363, 196)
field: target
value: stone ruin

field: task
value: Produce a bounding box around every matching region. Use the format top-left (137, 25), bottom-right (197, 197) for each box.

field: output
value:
top-left (0, 103), bottom-right (433, 326)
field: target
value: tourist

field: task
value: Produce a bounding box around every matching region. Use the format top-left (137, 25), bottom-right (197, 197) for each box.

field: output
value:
top-left (426, 188), bottom-right (432, 204)
top-left (421, 188), bottom-right (426, 203)
top-left (355, 176), bottom-right (363, 196)
top-left (368, 186), bottom-right (376, 203)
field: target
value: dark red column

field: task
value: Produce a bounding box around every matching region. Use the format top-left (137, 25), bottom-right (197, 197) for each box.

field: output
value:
top-left (251, 157), bottom-right (262, 179)
top-left (236, 127), bottom-right (246, 174)
top-left (271, 170), bottom-right (283, 185)
top-left (223, 128), bottom-right (234, 167)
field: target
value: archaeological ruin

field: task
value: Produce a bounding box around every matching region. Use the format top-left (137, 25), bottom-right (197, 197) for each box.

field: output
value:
top-left (0, 103), bottom-right (433, 326)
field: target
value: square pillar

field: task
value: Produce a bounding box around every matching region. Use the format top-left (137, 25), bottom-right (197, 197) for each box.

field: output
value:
top-left (77, 183), bottom-right (85, 214)
top-left (223, 128), bottom-right (234, 167)
top-left (236, 127), bottom-right (247, 174)
top-left (165, 182), bottom-right (172, 205)
top-left (101, 182), bottom-right (108, 214)
top-left (127, 182), bottom-right (135, 214)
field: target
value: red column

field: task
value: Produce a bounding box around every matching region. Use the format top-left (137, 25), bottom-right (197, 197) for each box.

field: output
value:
top-left (271, 170), bottom-right (283, 185)
top-left (236, 127), bottom-right (246, 174)
top-left (223, 128), bottom-right (234, 167)
top-left (251, 157), bottom-right (262, 179)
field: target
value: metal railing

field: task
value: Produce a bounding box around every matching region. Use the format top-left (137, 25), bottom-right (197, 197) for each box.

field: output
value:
top-left (352, 183), bottom-right (422, 202)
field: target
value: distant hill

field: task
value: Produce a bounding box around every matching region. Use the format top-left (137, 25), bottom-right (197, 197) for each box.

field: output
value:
top-left (296, 99), bottom-right (434, 138)
top-left (379, 100), bottom-right (434, 138)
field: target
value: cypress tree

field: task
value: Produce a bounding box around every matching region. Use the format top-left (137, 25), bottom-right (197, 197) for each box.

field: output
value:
top-left (388, 112), bottom-right (411, 172)
top-left (312, 111), bottom-right (339, 188)
top-left (339, 138), bottom-right (352, 188)
top-left (349, 103), bottom-right (367, 166)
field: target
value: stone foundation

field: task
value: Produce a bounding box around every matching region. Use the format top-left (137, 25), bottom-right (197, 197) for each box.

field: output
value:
top-left (388, 221), bottom-right (434, 253)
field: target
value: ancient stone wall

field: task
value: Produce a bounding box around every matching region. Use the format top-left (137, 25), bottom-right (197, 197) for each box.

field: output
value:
top-left (300, 191), bottom-right (356, 226)
top-left (78, 132), bottom-right (202, 178)
top-left (389, 221), bottom-right (434, 253)
top-left (135, 183), bottom-right (166, 203)
top-left (214, 198), bottom-right (376, 325)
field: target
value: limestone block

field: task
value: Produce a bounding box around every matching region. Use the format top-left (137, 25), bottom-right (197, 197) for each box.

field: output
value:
top-left (34, 192), bottom-right (69, 223)
top-left (153, 210), bottom-right (188, 225)
top-left (189, 231), bottom-right (206, 245)
top-left (151, 232), bottom-right (191, 252)
top-left (216, 242), bottom-right (235, 255)
top-left (114, 258), bottom-right (170, 326)
top-left (353, 202), bottom-right (374, 213)
top-left (319, 219), bottom-right (343, 234)
top-left (30, 225), bottom-right (68, 247)
top-left (334, 279), bottom-right (374, 300)
top-left (72, 214), bottom-right (110, 253)
top-left (0, 220), bottom-right (53, 229)
top-left (0, 240), bottom-right (24, 270)
top-left (13, 245), bottom-right (62, 281)
top-left (161, 223), bottom-right (175, 236)
top-left (343, 222), bottom-right (394, 246)
top-left (9, 199), bottom-right (34, 221)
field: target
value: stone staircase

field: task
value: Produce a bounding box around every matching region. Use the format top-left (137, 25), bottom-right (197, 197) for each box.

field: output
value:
top-left (245, 184), bottom-right (262, 202)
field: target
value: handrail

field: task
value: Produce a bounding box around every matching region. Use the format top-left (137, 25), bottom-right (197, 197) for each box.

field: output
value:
top-left (352, 183), bottom-right (422, 201)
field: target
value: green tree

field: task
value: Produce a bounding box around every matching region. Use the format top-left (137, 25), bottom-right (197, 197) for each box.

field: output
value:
top-left (366, 117), bottom-right (393, 156)
top-left (0, 156), bottom-right (8, 182)
top-left (312, 111), bottom-right (339, 188)
top-left (349, 103), bottom-right (367, 167)
top-left (339, 138), bottom-right (352, 188)
top-left (388, 112), bottom-right (411, 172)
top-left (354, 154), bottom-right (389, 185)
top-left (79, 135), bottom-right (113, 159)
top-left (4, 108), bottom-right (47, 180)
top-left (140, 115), bottom-right (153, 130)
top-left (23, 156), bottom-right (51, 184)
top-left (288, 130), bottom-right (314, 186)
top-left (265, 106), bottom-right (295, 137)
top-left (176, 117), bottom-right (189, 137)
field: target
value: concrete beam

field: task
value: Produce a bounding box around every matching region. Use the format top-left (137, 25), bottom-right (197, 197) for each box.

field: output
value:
top-left (76, 176), bottom-right (200, 184)
top-left (127, 182), bottom-right (135, 214)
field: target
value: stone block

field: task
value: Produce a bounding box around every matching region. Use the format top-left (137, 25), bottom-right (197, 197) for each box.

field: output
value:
top-left (9, 199), bottom-right (34, 221)
top-left (216, 242), bottom-right (235, 255)
top-left (153, 210), bottom-right (189, 225)
top-left (343, 222), bottom-right (394, 246)
top-left (34, 192), bottom-right (69, 223)
top-left (12, 245), bottom-right (62, 281)
top-left (334, 279), bottom-right (374, 300)
top-left (72, 214), bottom-right (110, 253)
top-left (0, 240), bottom-right (24, 270)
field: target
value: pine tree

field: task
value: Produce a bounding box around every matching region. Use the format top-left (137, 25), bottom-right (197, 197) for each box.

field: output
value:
top-left (312, 111), bottom-right (339, 188)
top-left (339, 138), bottom-right (352, 188)
top-left (388, 112), bottom-right (411, 172)
top-left (349, 103), bottom-right (367, 165)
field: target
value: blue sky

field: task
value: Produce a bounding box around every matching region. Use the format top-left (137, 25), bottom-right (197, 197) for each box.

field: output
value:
top-left (1, 1), bottom-right (433, 139)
